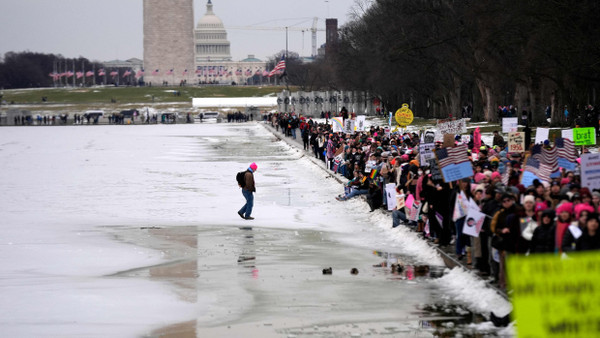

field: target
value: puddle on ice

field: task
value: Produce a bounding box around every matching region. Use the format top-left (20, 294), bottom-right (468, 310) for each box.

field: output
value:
top-left (106, 225), bottom-right (509, 338)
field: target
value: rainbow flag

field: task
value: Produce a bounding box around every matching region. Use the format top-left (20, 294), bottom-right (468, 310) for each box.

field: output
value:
top-left (369, 168), bottom-right (379, 180)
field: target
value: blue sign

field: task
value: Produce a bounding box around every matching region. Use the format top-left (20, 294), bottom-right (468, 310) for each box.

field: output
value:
top-left (521, 171), bottom-right (540, 187)
top-left (557, 157), bottom-right (576, 172)
top-left (441, 162), bottom-right (474, 182)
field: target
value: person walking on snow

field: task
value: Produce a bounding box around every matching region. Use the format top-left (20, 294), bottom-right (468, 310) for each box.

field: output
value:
top-left (238, 163), bottom-right (257, 220)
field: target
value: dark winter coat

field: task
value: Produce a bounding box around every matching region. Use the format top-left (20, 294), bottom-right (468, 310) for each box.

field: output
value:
top-left (530, 223), bottom-right (556, 253)
top-left (576, 231), bottom-right (600, 251)
top-left (244, 171), bottom-right (256, 192)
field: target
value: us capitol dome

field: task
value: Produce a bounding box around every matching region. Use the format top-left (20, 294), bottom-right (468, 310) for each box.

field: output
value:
top-left (195, 0), bottom-right (231, 62)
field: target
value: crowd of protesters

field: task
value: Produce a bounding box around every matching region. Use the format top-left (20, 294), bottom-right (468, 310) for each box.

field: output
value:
top-left (267, 110), bottom-right (600, 292)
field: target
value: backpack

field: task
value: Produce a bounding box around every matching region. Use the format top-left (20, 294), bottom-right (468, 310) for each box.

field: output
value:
top-left (236, 170), bottom-right (247, 188)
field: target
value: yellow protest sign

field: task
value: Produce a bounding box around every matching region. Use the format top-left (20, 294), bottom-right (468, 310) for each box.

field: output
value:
top-left (507, 252), bottom-right (600, 338)
top-left (395, 103), bottom-right (414, 127)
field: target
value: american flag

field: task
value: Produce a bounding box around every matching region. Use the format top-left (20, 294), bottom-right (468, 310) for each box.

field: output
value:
top-left (195, 68), bottom-right (202, 75)
top-left (122, 70), bottom-right (132, 78)
top-left (166, 69), bottom-right (174, 75)
top-left (530, 144), bottom-right (558, 179)
top-left (49, 72), bottom-right (59, 80)
top-left (268, 56), bottom-right (286, 77)
top-left (135, 69), bottom-right (145, 78)
top-left (76, 72), bottom-right (83, 79)
top-left (182, 69), bottom-right (188, 76)
top-left (555, 137), bottom-right (578, 162)
top-left (65, 71), bottom-right (74, 78)
top-left (235, 68), bottom-right (242, 76)
top-left (435, 144), bottom-right (470, 169)
top-left (245, 69), bottom-right (252, 76)
top-left (152, 69), bottom-right (160, 75)
top-left (98, 69), bottom-right (105, 76)
top-left (262, 70), bottom-right (269, 77)
top-left (523, 157), bottom-right (548, 182)
top-left (86, 71), bottom-right (94, 77)
top-left (110, 71), bottom-right (119, 78)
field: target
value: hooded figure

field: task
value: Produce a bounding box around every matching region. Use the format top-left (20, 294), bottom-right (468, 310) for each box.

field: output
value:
top-left (238, 163), bottom-right (257, 220)
top-left (530, 209), bottom-right (556, 253)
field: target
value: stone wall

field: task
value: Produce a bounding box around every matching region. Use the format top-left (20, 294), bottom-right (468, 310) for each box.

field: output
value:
top-left (143, 0), bottom-right (195, 85)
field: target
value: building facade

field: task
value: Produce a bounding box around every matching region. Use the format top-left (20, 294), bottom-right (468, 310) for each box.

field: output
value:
top-left (143, 0), bottom-right (195, 85)
top-left (194, 0), bottom-right (231, 63)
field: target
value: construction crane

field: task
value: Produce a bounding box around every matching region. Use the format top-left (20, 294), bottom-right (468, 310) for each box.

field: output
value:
top-left (228, 17), bottom-right (323, 57)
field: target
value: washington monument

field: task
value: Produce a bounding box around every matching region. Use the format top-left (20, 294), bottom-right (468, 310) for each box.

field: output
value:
top-left (143, 0), bottom-right (195, 85)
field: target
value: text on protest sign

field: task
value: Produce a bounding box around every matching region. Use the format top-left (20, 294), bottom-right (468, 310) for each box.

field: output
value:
top-left (508, 132), bottom-right (525, 153)
top-left (344, 119), bottom-right (355, 134)
top-left (507, 252), bottom-right (600, 338)
top-left (436, 119), bottom-right (467, 136)
top-left (419, 143), bottom-right (436, 167)
top-left (356, 115), bottom-right (366, 132)
top-left (581, 153), bottom-right (600, 191)
top-left (573, 127), bottom-right (597, 146)
top-left (502, 117), bottom-right (519, 133)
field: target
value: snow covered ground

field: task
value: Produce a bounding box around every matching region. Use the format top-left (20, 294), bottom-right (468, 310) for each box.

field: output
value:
top-left (0, 122), bottom-right (512, 337)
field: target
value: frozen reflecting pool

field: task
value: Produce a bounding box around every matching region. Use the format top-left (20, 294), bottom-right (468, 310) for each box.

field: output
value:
top-left (0, 123), bottom-right (511, 337)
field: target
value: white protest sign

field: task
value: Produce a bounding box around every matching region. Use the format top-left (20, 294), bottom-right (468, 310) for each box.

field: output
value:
top-left (463, 208), bottom-right (486, 237)
top-left (461, 135), bottom-right (472, 145)
top-left (407, 201), bottom-right (422, 222)
top-left (331, 117), bottom-right (344, 133)
top-left (508, 132), bottom-right (526, 153)
top-left (561, 129), bottom-right (574, 141)
top-left (581, 153), bottom-right (600, 191)
top-left (534, 128), bottom-right (550, 145)
top-left (356, 115), bottom-right (366, 132)
top-left (344, 119), bottom-right (355, 134)
top-left (419, 143), bottom-right (436, 167)
top-left (385, 183), bottom-right (397, 211)
top-left (436, 119), bottom-right (467, 136)
top-left (502, 117), bottom-right (519, 133)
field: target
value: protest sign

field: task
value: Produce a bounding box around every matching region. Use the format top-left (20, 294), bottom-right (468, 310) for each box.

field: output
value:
top-left (356, 115), bottom-right (366, 132)
top-left (427, 158), bottom-right (442, 181)
top-left (443, 134), bottom-right (455, 148)
top-left (473, 127), bottom-right (481, 153)
top-left (521, 170), bottom-right (540, 187)
top-left (423, 130), bottom-right (436, 144)
top-left (581, 153), bottom-right (600, 191)
top-left (557, 158), bottom-right (576, 172)
top-left (502, 117), bottom-right (519, 133)
top-left (385, 183), bottom-right (397, 211)
top-left (508, 132), bottom-right (525, 153)
top-left (436, 119), bottom-right (467, 136)
top-left (441, 162), bottom-right (473, 182)
top-left (506, 252), bottom-right (600, 338)
top-left (460, 135), bottom-right (471, 145)
top-left (395, 103), bottom-right (414, 127)
top-left (419, 143), bottom-right (436, 167)
top-left (573, 127), bottom-right (597, 146)
top-left (463, 208), bottom-right (486, 237)
top-left (396, 192), bottom-right (405, 210)
top-left (407, 201), bottom-right (421, 222)
top-left (331, 117), bottom-right (344, 133)
top-left (452, 191), bottom-right (469, 222)
top-left (561, 129), bottom-right (573, 141)
top-left (405, 194), bottom-right (415, 209)
top-left (343, 119), bottom-right (355, 134)
top-left (534, 127), bottom-right (550, 145)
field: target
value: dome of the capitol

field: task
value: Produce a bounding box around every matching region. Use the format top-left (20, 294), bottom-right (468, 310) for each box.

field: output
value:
top-left (196, 1), bottom-right (224, 28)
top-left (194, 0), bottom-right (231, 62)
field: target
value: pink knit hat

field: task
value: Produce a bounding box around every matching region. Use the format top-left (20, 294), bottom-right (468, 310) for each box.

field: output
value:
top-left (491, 171), bottom-right (502, 180)
top-left (556, 202), bottom-right (573, 216)
top-left (574, 203), bottom-right (594, 220)
top-left (249, 163), bottom-right (258, 171)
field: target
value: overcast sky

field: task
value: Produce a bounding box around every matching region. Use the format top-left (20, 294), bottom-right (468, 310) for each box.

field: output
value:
top-left (0, 0), bottom-right (365, 63)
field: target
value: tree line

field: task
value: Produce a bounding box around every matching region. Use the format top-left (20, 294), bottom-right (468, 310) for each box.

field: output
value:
top-left (278, 0), bottom-right (600, 126)
top-left (0, 52), bottom-right (109, 89)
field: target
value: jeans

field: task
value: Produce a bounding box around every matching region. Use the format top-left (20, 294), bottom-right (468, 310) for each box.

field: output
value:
top-left (341, 188), bottom-right (368, 200)
top-left (392, 210), bottom-right (408, 228)
top-left (239, 189), bottom-right (254, 218)
top-left (291, 128), bottom-right (297, 139)
top-left (455, 217), bottom-right (466, 255)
